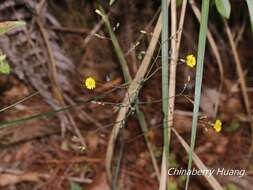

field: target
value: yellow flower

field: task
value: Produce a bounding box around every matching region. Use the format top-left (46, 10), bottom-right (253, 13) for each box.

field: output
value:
top-left (185, 54), bottom-right (196, 68)
top-left (213, 119), bottom-right (222, 133)
top-left (85, 77), bottom-right (96, 90)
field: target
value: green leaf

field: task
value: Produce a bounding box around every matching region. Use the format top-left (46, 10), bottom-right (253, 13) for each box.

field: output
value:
top-left (109, 0), bottom-right (115, 6)
top-left (227, 121), bottom-right (240, 132)
top-left (246, 0), bottom-right (253, 35)
top-left (226, 183), bottom-right (237, 190)
top-left (0, 60), bottom-right (11, 74)
top-left (215, 0), bottom-right (231, 19)
top-left (0, 53), bottom-right (11, 74)
top-left (0, 54), bottom-right (6, 61)
top-left (178, 175), bottom-right (186, 184)
top-left (0, 21), bottom-right (26, 35)
top-left (176, 0), bottom-right (183, 6)
top-left (168, 153), bottom-right (178, 168)
top-left (70, 182), bottom-right (82, 190)
top-left (176, 0), bottom-right (183, 7)
top-left (168, 181), bottom-right (178, 190)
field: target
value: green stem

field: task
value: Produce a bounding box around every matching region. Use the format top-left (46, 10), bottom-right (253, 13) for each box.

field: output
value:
top-left (98, 6), bottom-right (161, 183)
top-left (99, 7), bottom-right (131, 82)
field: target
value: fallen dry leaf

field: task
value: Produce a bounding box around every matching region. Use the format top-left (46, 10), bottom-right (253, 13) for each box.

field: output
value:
top-left (200, 88), bottom-right (220, 118)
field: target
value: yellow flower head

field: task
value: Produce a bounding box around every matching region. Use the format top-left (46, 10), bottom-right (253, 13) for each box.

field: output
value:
top-left (85, 77), bottom-right (96, 90)
top-left (213, 119), bottom-right (222, 133)
top-left (185, 54), bottom-right (196, 68)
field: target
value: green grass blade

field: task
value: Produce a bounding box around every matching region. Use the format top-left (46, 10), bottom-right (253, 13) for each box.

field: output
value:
top-left (0, 21), bottom-right (26, 35)
top-left (70, 182), bottom-right (82, 190)
top-left (215, 0), bottom-right (231, 19)
top-left (0, 89), bottom-right (117, 129)
top-left (109, 0), bottom-right (115, 6)
top-left (0, 105), bottom-right (72, 129)
top-left (185, 0), bottom-right (210, 189)
top-left (159, 0), bottom-right (169, 189)
top-left (0, 91), bottom-right (39, 113)
top-left (96, 7), bottom-right (131, 82)
top-left (246, 0), bottom-right (253, 35)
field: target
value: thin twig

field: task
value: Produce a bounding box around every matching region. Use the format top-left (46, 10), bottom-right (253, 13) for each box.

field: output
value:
top-left (36, 17), bottom-right (86, 148)
top-left (172, 128), bottom-right (223, 190)
top-left (176, 0), bottom-right (187, 51)
top-left (36, 17), bottom-right (69, 136)
top-left (50, 26), bottom-right (89, 34)
top-left (83, 19), bottom-right (104, 48)
top-left (36, 18), bottom-right (64, 105)
top-left (98, 7), bottom-right (160, 182)
top-left (168, 0), bottom-right (177, 140)
top-left (105, 0), bottom-right (171, 181)
top-left (224, 20), bottom-right (253, 158)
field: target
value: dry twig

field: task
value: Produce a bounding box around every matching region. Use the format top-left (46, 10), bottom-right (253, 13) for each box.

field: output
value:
top-left (224, 20), bottom-right (253, 158)
top-left (105, 0), bottom-right (171, 180)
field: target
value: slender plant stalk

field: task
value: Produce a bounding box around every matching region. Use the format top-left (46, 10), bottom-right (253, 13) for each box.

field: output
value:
top-left (159, 0), bottom-right (169, 189)
top-left (112, 130), bottom-right (125, 190)
top-left (0, 91), bottom-right (39, 113)
top-left (97, 7), bottom-right (131, 82)
top-left (185, 0), bottom-right (210, 189)
top-left (36, 18), bottom-right (64, 105)
top-left (168, 0), bottom-right (177, 137)
top-left (98, 6), bottom-right (161, 182)
top-left (176, 0), bottom-right (187, 51)
top-left (105, 0), bottom-right (170, 182)
top-left (224, 20), bottom-right (253, 158)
